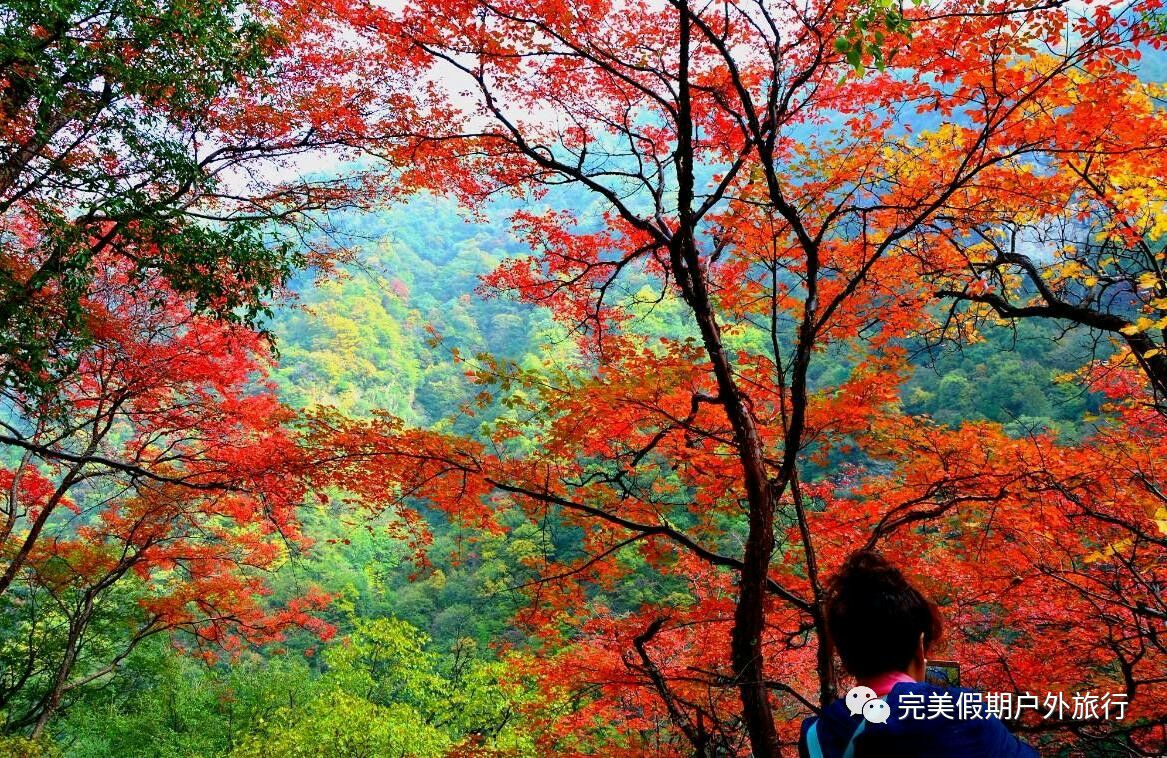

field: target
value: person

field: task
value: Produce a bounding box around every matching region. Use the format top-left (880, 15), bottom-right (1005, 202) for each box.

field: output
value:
top-left (799, 551), bottom-right (1038, 757)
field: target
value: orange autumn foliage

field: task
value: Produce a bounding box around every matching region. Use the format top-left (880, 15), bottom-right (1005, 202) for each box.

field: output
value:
top-left (306, 0), bottom-right (1167, 754)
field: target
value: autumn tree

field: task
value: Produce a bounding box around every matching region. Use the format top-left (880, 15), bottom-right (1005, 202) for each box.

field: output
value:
top-left (0, 258), bottom-right (336, 735)
top-left (915, 30), bottom-right (1167, 752)
top-left (0, 0), bottom-right (409, 736)
top-left (0, 0), bottom-right (402, 398)
top-left (310, 0), bottom-right (1167, 754)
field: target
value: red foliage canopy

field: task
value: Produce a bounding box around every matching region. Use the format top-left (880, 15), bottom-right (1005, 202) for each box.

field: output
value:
top-left (312, 0), bottom-right (1167, 754)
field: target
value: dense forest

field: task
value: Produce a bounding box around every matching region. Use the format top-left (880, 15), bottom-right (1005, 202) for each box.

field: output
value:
top-left (2, 0), bottom-right (1167, 755)
top-left (7, 194), bottom-right (1123, 756)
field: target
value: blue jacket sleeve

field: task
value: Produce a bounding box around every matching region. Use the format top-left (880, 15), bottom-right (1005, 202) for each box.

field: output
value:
top-left (798, 717), bottom-right (814, 758)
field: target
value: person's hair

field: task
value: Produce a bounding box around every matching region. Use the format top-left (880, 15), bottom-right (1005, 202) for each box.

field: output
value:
top-left (825, 550), bottom-right (943, 678)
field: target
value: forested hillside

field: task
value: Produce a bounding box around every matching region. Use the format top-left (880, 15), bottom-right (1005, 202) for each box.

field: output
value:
top-left (31, 193), bottom-right (1108, 756)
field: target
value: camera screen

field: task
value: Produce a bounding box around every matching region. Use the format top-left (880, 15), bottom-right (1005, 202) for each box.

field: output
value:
top-left (925, 661), bottom-right (961, 688)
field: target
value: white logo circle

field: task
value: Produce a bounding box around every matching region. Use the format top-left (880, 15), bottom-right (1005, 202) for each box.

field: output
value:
top-left (863, 698), bottom-right (891, 724)
top-left (845, 685), bottom-right (877, 716)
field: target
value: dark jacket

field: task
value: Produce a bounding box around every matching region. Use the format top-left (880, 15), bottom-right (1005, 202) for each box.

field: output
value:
top-left (798, 682), bottom-right (1039, 758)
